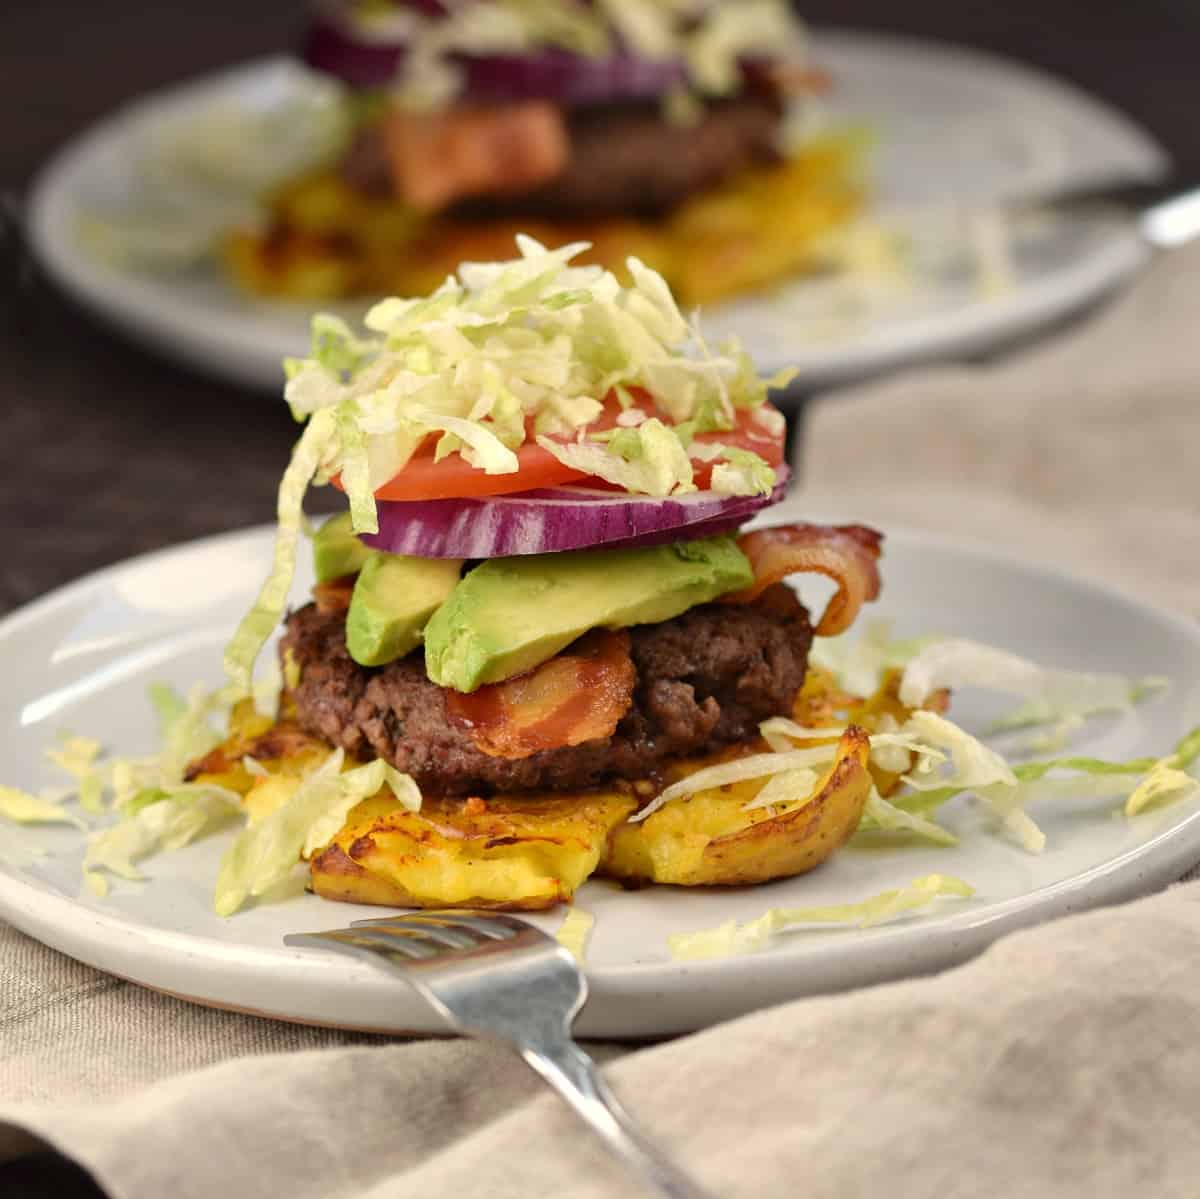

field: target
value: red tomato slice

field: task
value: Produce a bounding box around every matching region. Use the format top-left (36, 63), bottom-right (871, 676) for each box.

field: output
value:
top-left (353, 393), bottom-right (785, 502)
top-left (690, 409), bottom-right (786, 489)
top-left (373, 437), bottom-right (586, 500)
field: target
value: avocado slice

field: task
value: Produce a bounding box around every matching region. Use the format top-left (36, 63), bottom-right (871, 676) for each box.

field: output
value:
top-left (346, 552), bottom-right (463, 667)
top-left (312, 512), bottom-right (371, 583)
top-left (424, 536), bottom-right (753, 693)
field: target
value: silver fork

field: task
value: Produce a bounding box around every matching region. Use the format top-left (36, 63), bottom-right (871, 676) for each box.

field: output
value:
top-left (284, 911), bottom-right (715, 1199)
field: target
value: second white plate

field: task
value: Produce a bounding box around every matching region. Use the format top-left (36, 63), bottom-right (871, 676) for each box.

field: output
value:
top-left (27, 32), bottom-right (1165, 395)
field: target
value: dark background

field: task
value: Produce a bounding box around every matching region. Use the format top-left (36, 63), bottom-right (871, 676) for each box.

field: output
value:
top-left (3, 3), bottom-right (1199, 1195)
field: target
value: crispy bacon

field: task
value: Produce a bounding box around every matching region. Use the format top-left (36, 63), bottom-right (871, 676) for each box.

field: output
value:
top-left (445, 630), bottom-right (636, 761)
top-left (722, 523), bottom-right (883, 636)
top-left (313, 575), bottom-right (355, 614)
top-left (384, 101), bottom-right (569, 212)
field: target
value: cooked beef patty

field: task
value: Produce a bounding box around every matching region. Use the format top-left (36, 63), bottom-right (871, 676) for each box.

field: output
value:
top-left (496, 93), bottom-right (782, 218)
top-left (341, 94), bottom-right (782, 217)
top-left (280, 584), bottom-right (812, 795)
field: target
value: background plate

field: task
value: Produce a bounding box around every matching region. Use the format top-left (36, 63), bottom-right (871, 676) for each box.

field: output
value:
top-left (27, 31), bottom-right (1165, 394)
top-left (2, 514), bottom-right (1199, 1037)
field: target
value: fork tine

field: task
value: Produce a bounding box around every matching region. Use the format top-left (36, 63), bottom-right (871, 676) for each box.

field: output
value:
top-left (357, 919), bottom-right (484, 951)
top-left (351, 910), bottom-right (530, 941)
top-left (285, 928), bottom-right (441, 960)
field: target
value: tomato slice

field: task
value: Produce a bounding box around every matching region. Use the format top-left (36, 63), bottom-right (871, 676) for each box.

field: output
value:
top-left (372, 437), bottom-right (586, 500)
top-left (358, 393), bottom-right (785, 502)
top-left (690, 408), bottom-right (786, 489)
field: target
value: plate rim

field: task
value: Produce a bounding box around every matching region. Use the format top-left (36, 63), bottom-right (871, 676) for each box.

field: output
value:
top-left (26, 40), bottom-right (1162, 393)
top-left (2, 519), bottom-right (1199, 1034)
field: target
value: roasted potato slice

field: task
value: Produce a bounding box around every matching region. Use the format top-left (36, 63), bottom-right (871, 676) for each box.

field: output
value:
top-left (186, 706), bottom-right (331, 797)
top-left (190, 714), bottom-right (638, 910)
top-left (601, 727), bottom-right (871, 887)
top-left (311, 790), bottom-right (636, 910)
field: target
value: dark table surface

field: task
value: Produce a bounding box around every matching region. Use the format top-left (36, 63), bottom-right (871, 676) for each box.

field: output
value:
top-left (3, 2), bottom-right (1200, 1195)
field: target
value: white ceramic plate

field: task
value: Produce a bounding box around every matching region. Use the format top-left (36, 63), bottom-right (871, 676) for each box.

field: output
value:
top-left (27, 32), bottom-right (1166, 394)
top-left (2, 517), bottom-right (1199, 1037)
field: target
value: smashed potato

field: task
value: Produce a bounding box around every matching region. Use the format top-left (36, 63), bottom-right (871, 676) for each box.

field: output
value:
top-left (601, 728), bottom-right (871, 887)
top-left (311, 790), bottom-right (636, 910)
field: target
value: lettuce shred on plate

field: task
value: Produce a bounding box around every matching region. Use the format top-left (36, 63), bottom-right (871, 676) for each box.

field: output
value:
top-left (0, 785), bottom-right (87, 831)
top-left (668, 874), bottom-right (977, 961)
top-left (225, 238), bottom-right (791, 695)
top-left (555, 907), bottom-right (596, 965)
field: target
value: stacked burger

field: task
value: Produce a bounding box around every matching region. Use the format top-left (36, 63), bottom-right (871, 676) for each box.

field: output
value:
top-left (226, 0), bottom-right (862, 307)
top-left (200, 239), bottom-right (884, 912)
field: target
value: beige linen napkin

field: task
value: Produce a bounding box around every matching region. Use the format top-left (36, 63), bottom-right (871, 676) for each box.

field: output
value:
top-left (3, 243), bottom-right (1200, 1198)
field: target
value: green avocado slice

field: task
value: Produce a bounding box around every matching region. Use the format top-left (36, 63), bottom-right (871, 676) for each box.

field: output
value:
top-left (346, 552), bottom-right (463, 667)
top-left (423, 536), bottom-right (753, 693)
top-left (312, 512), bottom-right (371, 583)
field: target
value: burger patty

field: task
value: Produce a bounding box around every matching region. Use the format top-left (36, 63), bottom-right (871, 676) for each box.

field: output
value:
top-left (341, 94), bottom-right (781, 218)
top-left (281, 584), bottom-right (813, 795)
top-left (500, 93), bottom-right (782, 218)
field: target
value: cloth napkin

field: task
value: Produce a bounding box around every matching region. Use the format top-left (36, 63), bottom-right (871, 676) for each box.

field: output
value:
top-left (3, 242), bottom-right (1200, 1199)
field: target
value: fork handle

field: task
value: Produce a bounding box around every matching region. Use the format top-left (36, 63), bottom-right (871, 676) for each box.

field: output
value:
top-left (520, 1039), bottom-right (717, 1199)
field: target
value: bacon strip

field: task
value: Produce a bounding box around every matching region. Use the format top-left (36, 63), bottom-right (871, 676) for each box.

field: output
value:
top-left (722, 524), bottom-right (883, 636)
top-left (313, 575), bottom-right (356, 614)
top-left (384, 102), bottom-right (569, 212)
top-left (445, 630), bottom-right (635, 761)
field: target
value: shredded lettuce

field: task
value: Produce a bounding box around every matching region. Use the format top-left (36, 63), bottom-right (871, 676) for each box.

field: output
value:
top-left (0, 785), bottom-right (87, 830)
top-left (83, 785), bottom-right (242, 885)
top-left (252, 660), bottom-right (285, 720)
top-left (900, 639), bottom-right (1156, 744)
top-left (630, 746), bottom-right (841, 823)
top-left (154, 685), bottom-right (223, 782)
top-left (759, 717), bottom-right (847, 753)
top-left (857, 788), bottom-right (958, 847)
top-left (410, 406), bottom-right (520, 475)
top-left (811, 620), bottom-right (939, 698)
top-left (681, 0), bottom-right (803, 95)
top-left (336, 400), bottom-right (378, 535)
top-left (223, 407), bottom-right (338, 695)
top-left (556, 907), bottom-right (595, 965)
top-left (668, 875), bottom-right (975, 960)
top-left (284, 236), bottom-right (763, 487)
top-left (685, 442), bottom-right (777, 496)
top-left (214, 752), bottom-right (420, 916)
top-left (539, 418), bottom-right (697, 497)
top-left (45, 734), bottom-right (106, 814)
top-left (1126, 758), bottom-right (1199, 817)
top-left (741, 768), bottom-right (822, 813)
top-left (896, 724), bottom-right (1200, 854)
top-left (898, 711), bottom-right (1017, 793)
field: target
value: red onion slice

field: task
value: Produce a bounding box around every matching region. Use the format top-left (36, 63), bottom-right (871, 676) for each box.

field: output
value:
top-left (305, 1), bottom-right (716, 102)
top-left (455, 51), bottom-right (688, 105)
top-left (304, 4), bottom-right (415, 90)
top-left (360, 467), bottom-right (789, 559)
